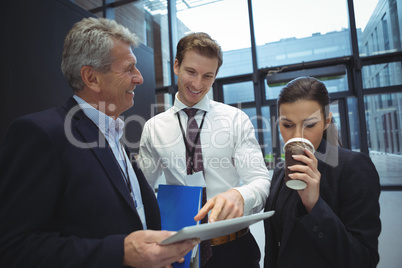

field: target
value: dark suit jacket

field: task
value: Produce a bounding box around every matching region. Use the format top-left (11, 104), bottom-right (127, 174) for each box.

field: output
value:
top-left (264, 140), bottom-right (381, 268)
top-left (0, 97), bottom-right (161, 267)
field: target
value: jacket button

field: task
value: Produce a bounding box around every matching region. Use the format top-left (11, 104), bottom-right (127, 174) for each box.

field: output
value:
top-left (318, 232), bottom-right (324, 238)
top-left (312, 226), bottom-right (318, 232)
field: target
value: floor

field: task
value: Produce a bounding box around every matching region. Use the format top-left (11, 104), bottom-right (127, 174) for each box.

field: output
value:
top-left (369, 151), bottom-right (402, 185)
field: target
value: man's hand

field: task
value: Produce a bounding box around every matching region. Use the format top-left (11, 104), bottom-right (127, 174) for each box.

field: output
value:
top-left (194, 189), bottom-right (244, 223)
top-left (123, 230), bottom-right (199, 268)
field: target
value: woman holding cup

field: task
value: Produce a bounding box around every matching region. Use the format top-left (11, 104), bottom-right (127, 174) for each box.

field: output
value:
top-left (264, 76), bottom-right (381, 267)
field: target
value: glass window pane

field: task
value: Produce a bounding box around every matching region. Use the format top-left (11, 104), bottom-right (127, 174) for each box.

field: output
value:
top-left (362, 62), bottom-right (402, 89)
top-left (115, 3), bottom-right (146, 44)
top-left (261, 107), bottom-right (274, 169)
top-left (73, 0), bottom-right (102, 11)
top-left (142, 1), bottom-right (170, 87)
top-left (348, 97), bottom-right (361, 150)
top-left (252, 0), bottom-right (350, 68)
top-left (265, 73), bottom-right (348, 100)
top-left (115, 1), bottom-right (170, 87)
top-left (354, 0), bottom-right (402, 56)
top-left (223, 81), bottom-right (254, 104)
top-left (329, 101), bottom-right (343, 144)
top-left (263, 106), bottom-right (285, 164)
top-left (265, 83), bottom-right (283, 101)
top-left (364, 93), bottom-right (402, 185)
top-left (242, 108), bottom-right (257, 127)
top-left (176, 0), bottom-right (253, 78)
top-left (241, 107), bottom-right (259, 142)
top-left (72, 1), bottom-right (171, 88)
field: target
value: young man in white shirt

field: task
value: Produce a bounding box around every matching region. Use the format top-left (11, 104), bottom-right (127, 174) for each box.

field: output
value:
top-left (139, 32), bottom-right (271, 268)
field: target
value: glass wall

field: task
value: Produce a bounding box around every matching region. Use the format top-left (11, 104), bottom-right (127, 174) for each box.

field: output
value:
top-left (355, 0), bottom-right (402, 56)
top-left (176, 0), bottom-right (253, 78)
top-left (266, 71), bottom-right (348, 100)
top-left (365, 93), bottom-right (402, 185)
top-left (74, 0), bottom-right (171, 88)
top-left (260, 107), bottom-right (275, 169)
top-left (72, 0), bottom-right (402, 188)
top-left (252, 0), bottom-right (350, 68)
top-left (223, 81), bottom-right (255, 104)
top-left (115, 3), bottom-right (146, 43)
top-left (362, 62), bottom-right (402, 88)
top-left (348, 96), bottom-right (361, 150)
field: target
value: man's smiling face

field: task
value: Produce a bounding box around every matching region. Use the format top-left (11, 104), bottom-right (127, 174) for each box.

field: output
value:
top-left (174, 50), bottom-right (218, 107)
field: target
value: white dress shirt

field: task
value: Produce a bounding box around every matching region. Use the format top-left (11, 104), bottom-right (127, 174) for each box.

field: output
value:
top-left (73, 95), bottom-right (147, 229)
top-left (139, 94), bottom-right (271, 215)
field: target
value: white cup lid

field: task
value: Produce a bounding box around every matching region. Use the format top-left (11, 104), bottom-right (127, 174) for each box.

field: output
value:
top-left (283, 137), bottom-right (315, 153)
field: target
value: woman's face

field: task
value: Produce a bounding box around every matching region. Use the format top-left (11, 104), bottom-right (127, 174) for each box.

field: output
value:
top-left (278, 100), bottom-right (332, 150)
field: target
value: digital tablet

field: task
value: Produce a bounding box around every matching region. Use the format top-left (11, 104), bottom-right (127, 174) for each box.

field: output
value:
top-left (160, 210), bottom-right (275, 245)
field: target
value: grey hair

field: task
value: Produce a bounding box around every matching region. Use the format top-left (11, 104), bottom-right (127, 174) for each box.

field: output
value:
top-left (61, 17), bottom-right (139, 92)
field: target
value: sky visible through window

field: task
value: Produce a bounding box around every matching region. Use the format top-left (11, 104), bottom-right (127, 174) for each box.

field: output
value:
top-left (176, 0), bottom-right (379, 51)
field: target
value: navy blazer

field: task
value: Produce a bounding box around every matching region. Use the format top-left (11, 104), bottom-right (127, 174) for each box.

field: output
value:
top-left (264, 140), bottom-right (381, 268)
top-left (0, 97), bottom-right (161, 267)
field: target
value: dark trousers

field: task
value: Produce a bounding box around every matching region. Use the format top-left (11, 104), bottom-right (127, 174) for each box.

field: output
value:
top-left (204, 232), bottom-right (260, 268)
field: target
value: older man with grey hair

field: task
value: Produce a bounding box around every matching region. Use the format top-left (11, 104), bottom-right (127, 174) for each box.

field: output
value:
top-left (0, 17), bottom-right (198, 268)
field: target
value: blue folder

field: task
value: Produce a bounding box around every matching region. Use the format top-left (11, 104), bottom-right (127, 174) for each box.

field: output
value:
top-left (157, 184), bottom-right (203, 268)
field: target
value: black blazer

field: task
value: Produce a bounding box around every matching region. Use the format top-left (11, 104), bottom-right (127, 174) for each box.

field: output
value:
top-left (0, 97), bottom-right (161, 267)
top-left (264, 140), bottom-right (381, 268)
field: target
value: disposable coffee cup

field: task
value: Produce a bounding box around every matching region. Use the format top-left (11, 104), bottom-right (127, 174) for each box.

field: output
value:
top-left (283, 138), bottom-right (315, 190)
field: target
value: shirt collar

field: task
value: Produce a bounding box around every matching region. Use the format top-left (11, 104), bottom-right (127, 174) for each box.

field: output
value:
top-left (172, 93), bottom-right (210, 114)
top-left (73, 95), bottom-right (125, 140)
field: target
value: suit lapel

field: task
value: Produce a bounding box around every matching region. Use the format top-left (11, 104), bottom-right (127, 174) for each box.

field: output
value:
top-left (64, 98), bottom-right (140, 216)
top-left (279, 188), bottom-right (298, 255)
top-left (268, 167), bottom-right (299, 255)
top-left (267, 168), bottom-right (285, 211)
top-left (122, 144), bottom-right (161, 230)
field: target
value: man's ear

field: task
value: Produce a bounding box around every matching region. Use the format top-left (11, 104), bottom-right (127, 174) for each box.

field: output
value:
top-left (173, 59), bottom-right (180, 76)
top-left (81, 66), bottom-right (101, 93)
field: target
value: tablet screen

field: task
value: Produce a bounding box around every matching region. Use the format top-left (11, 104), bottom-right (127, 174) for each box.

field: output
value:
top-left (160, 211), bottom-right (275, 245)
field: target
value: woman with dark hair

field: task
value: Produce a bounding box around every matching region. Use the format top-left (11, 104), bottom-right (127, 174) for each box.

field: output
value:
top-left (264, 76), bottom-right (381, 267)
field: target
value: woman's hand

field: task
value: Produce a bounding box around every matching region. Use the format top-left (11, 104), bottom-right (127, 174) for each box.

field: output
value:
top-left (287, 149), bottom-right (321, 212)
